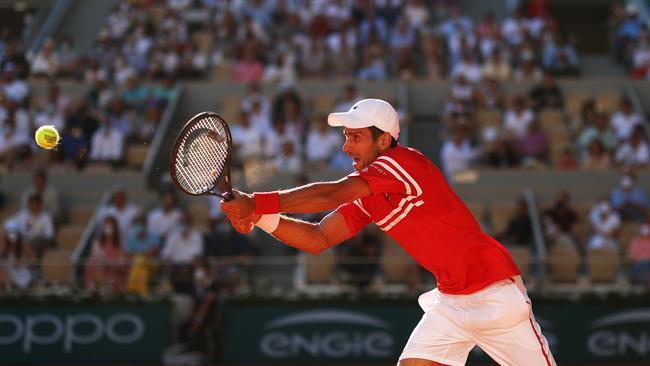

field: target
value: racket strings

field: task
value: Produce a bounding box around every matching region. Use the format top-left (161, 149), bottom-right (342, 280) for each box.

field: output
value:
top-left (174, 116), bottom-right (230, 194)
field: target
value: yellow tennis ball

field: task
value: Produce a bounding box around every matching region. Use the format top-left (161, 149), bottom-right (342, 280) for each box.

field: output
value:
top-left (34, 125), bottom-right (60, 149)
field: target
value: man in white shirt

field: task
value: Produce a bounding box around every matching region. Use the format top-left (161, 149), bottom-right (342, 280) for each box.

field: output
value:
top-left (21, 169), bottom-right (61, 224)
top-left (451, 52), bottom-right (483, 84)
top-left (441, 126), bottom-right (481, 177)
top-left (614, 126), bottom-right (650, 168)
top-left (588, 200), bottom-right (621, 250)
top-left (147, 190), bottom-right (183, 239)
top-left (306, 114), bottom-right (343, 166)
top-left (89, 116), bottom-right (124, 163)
top-left (98, 188), bottom-right (141, 241)
top-left (9, 194), bottom-right (54, 257)
top-left (504, 97), bottom-right (535, 138)
top-left (231, 110), bottom-right (263, 161)
top-left (161, 213), bottom-right (204, 265)
top-left (610, 98), bottom-right (642, 142)
top-left (1, 64), bottom-right (29, 104)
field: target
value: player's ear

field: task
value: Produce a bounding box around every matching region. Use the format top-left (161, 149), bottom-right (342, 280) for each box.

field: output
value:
top-left (380, 132), bottom-right (391, 149)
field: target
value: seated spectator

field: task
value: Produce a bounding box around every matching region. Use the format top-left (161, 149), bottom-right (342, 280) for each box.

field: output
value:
top-left (20, 169), bottom-right (61, 224)
top-left (1, 63), bottom-right (29, 104)
top-left (275, 140), bottom-right (302, 173)
top-left (125, 215), bottom-right (161, 297)
top-left (231, 110), bottom-right (263, 163)
top-left (482, 49), bottom-right (511, 81)
top-left (543, 190), bottom-right (579, 249)
top-left (84, 215), bottom-right (127, 291)
top-left (357, 48), bottom-right (387, 81)
top-left (137, 104), bottom-right (162, 143)
top-left (476, 78), bottom-right (504, 110)
top-left (518, 120), bottom-right (549, 164)
top-left (556, 147), bottom-right (579, 171)
top-left (60, 125), bottom-right (89, 170)
top-left (233, 45), bottom-right (264, 83)
top-left (451, 51), bottom-right (482, 84)
top-left (107, 99), bottom-right (133, 139)
top-left (610, 172), bottom-right (650, 222)
top-left (503, 97), bottom-right (535, 138)
top-left (628, 222), bottom-right (650, 287)
top-left (147, 190), bottom-right (182, 239)
top-left (614, 126), bottom-right (649, 168)
top-left (161, 212), bottom-right (203, 292)
top-left (89, 115), bottom-right (124, 165)
top-left (245, 95), bottom-right (272, 138)
top-left (588, 200), bottom-right (621, 250)
top-left (529, 72), bottom-right (563, 111)
top-left (444, 74), bottom-right (476, 114)
top-left (305, 114), bottom-right (343, 167)
top-left (574, 99), bottom-right (597, 132)
top-left (29, 39), bottom-right (59, 77)
top-left (486, 135), bottom-right (520, 168)
top-left (264, 119), bottom-right (301, 161)
top-left (9, 194), bottom-right (54, 259)
top-left (98, 188), bottom-right (141, 240)
top-left (121, 76), bottom-right (151, 112)
top-left (578, 112), bottom-right (617, 153)
top-left (499, 198), bottom-right (533, 247)
top-left (582, 138), bottom-right (611, 170)
top-left (541, 32), bottom-right (579, 75)
top-left (0, 120), bottom-right (31, 170)
top-left (513, 57), bottom-right (543, 82)
top-left (610, 98), bottom-right (642, 142)
top-left (0, 225), bottom-right (36, 290)
top-left (440, 125), bottom-right (480, 177)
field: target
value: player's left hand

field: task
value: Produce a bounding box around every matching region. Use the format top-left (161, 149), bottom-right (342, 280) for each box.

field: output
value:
top-left (221, 189), bottom-right (255, 220)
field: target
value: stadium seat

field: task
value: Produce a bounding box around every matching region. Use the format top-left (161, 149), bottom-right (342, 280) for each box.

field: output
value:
top-left (67, 205), bottom-right (96, 225)
top-left (619, 222), bottom-right (641, 253)
top-left (41, 248), bottom-right (72, 284)
top-left (587, 248), bottom-right (619, 283)
top-left (564, 93), bottom-right (590, 119)
top-left (294, 250), bottom-right (344, 296)
top-left (311, 95), bottom-right (336, 116)
top-left (125, 144), bottom-right (149, 169)
top-left (192, 31), bottom-right (214, 54)
top-left (489, 202), bottom-right (515, 235)
top-left (595, 93), bottom-right (620, 114)
top-left (378, 237), bottom-right (417, 294)
top-left (56, 224), bottom-right (86, 250)
top-left (212, 64), bottom-right (233, 82)
top-left (548, 244), bottom-right (581, 283)
top-left (187, 202), bottom-right (210, 231)
top-left (219, 95), bottom-right (241, 123)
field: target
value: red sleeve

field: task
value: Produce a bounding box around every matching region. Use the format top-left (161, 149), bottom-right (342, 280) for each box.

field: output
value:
top-left (336, 201), bottom-right (372, 237)
top-left (350, 156), bottom-right (417, 196)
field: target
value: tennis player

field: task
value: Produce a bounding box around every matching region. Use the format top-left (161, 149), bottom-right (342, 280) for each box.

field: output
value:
top-left (221, 99), bottom-right (556, 366)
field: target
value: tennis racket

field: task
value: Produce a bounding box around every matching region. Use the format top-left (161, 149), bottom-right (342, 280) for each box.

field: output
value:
top-left (169, 111), bottom-right (235, 201)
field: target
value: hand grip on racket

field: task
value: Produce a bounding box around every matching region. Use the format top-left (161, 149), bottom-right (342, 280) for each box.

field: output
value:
top-left (169, 111), bottom-right (235, 201)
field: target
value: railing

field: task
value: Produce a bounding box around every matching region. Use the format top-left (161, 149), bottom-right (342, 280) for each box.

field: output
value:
top-left (29, 0), bottom-right (73, 56)
top-left (143, 83), bottom-right (182, 189)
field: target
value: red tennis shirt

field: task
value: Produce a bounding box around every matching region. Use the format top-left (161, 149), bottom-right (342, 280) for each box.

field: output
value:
top-left (337, 145), bottom-right (520, 294)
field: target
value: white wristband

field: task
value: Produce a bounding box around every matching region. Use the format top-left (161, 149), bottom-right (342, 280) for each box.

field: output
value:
top-left (256, 214), bottom-right (280, 233)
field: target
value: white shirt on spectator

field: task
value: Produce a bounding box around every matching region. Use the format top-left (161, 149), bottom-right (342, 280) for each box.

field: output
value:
top-left (615, 141), bottom-right (650, 166)
top-left (147, 207), bottom-right (183, 238)
top-left (501, 17), bottom-right (524, 46)
top-left (0, 129), bottom-right (29, 153)
top-left (90, 127), bottom-right (124, 161)
top-left (231, 124), bottom-right (263, 159)
top-left (98, 204), bottom-right (141, 240)
top-left (306, 129), bottom-right (342, 162)
top-left (441, 139), bottom-right (480, 177)
top-left (10, 209), bottom-right (54, 242)
top-left (3, 80), bottom-right (29, 103)
top-left (504, 109), bottom-right (535, 138)
top-left (264, 127), bottom-right (302, 158)
top-left (161, 227), bottom-right (204, 264)
top-left (587, 204), bottom-right (621, 250)
top-left (610, 111), bottom-right (642, 141)
top-left (451, 61), bottom-right (482, 84)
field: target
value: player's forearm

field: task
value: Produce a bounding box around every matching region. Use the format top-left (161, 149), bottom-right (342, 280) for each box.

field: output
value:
top-left (277, 181), bottom-right (352, 213)
top-left (267, 215), bottom-right (331, 254)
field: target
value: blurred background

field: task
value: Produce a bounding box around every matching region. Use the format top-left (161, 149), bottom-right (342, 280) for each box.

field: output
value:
top-left (0, 0), bottom-right (649, 365)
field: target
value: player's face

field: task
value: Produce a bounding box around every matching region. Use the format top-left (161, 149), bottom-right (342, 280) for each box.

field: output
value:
top-left (342, 127), bottom-right (381, 171)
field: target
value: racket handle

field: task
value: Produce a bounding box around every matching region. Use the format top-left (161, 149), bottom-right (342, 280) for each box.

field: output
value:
top-left (222, 191), bottom-right (235, 201)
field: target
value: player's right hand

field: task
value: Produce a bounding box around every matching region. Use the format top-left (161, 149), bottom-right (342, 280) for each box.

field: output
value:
top-left (223, 209), bottom-right (259, 234)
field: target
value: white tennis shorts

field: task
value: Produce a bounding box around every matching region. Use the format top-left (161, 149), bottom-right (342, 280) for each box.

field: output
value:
top-left (399, 279), bottom-right (556, 366)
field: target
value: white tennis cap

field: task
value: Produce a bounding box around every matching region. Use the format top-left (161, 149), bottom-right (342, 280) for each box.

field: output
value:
top-left (328, 98), bottom-right (400, 139)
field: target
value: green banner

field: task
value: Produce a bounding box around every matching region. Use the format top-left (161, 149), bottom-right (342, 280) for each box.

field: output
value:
top-left (223, 300), bottom-right (650, 363)
top-left (0, 302), bottom-right (169, 363)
